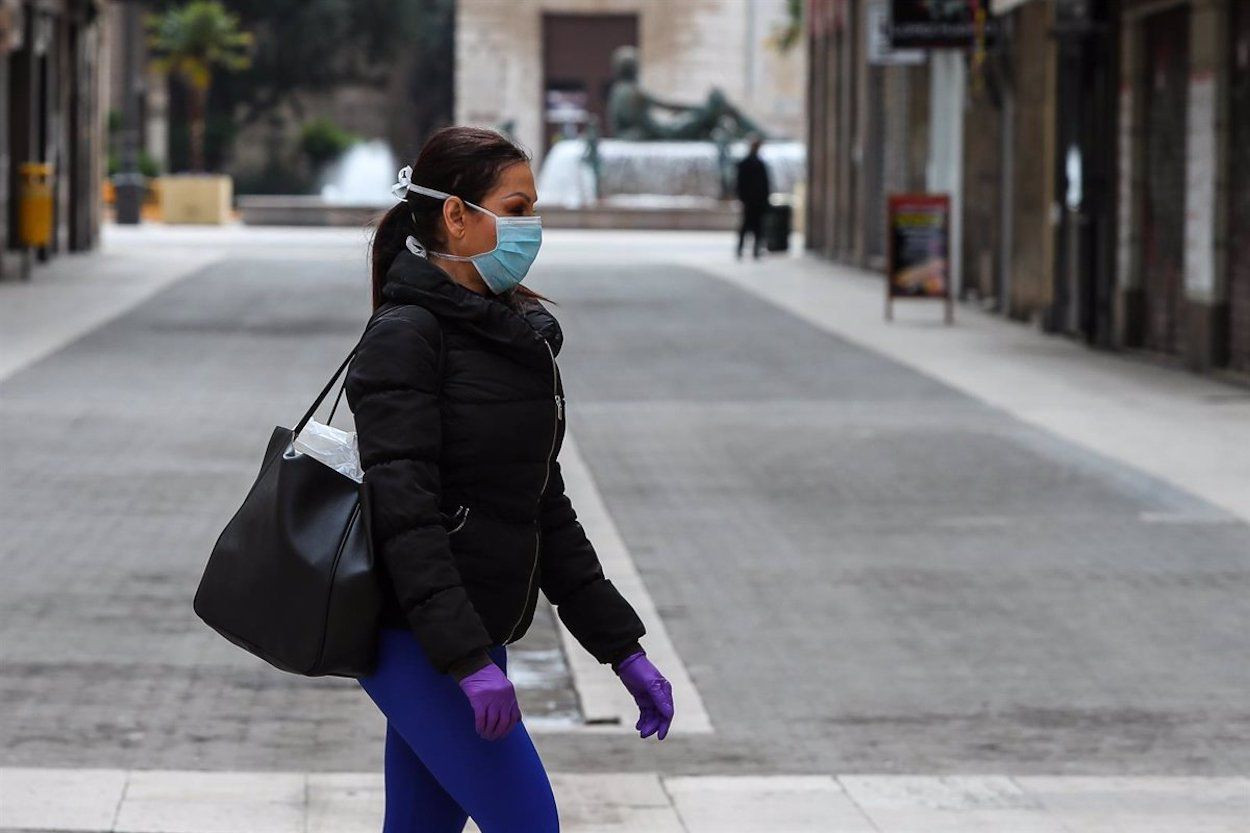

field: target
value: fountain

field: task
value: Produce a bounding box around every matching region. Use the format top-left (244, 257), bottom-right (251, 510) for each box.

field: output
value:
top-left (238, 139), bottom-right (398, 226)
top-left (319, 140), bottom-right (398, 204)
top-left (240, 45), bottom-right (808, 231)
top-left (536, 137), bottom-right (805, 226)
top-left (533, 45), bottom-right (806, 230)
top-left (239, 129), bottom-right (805, 230)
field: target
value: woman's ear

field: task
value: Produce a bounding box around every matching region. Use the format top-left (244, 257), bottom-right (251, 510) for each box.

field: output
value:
top-left (442, 197), bottom-right (467, 242)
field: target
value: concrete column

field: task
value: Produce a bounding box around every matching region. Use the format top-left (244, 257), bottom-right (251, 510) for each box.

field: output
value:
top-left (145, 70), bottom-right (168, 172)
top-left (0, 39), bottom-right (9, 280)
top-left (115, 0), bottom-right (143, 225)
top-left (454, 0), bottom-right (542, 162)
top-left (1181, 0), bottom-right (1230, 369)
top-left (835, 4), bottom-right (856, 259)
top-left (823, 5), bottom-right (845, 258)
top-left (882, 66), bottom-right (910, 195)
top-left (926, 50), bottom-right (965, 298)
top-left (1115, 12), bottom-right (1143, 347)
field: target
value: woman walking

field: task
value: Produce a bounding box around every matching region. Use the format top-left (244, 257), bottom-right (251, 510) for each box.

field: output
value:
top-left (344, 126), bottom-right (674, 833)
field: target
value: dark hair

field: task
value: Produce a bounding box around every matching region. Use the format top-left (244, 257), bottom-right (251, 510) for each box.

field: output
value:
top-left (370, 126), bottom-right (550, 310)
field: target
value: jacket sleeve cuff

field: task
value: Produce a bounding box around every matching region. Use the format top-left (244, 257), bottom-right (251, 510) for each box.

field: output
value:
top-left (446, 649), bottom-right (494, 682)
top-left (607, 641), bottom-right (644, 674)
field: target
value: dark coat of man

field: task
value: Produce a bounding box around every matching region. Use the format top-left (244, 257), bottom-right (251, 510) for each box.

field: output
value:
top-left (735, 147), bottom-right (772, 258)
top-left (735, 152), bottom-right (771, 210)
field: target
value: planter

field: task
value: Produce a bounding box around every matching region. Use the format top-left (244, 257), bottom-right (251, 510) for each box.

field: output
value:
top-left (157, 174), bottom-right (233, 224)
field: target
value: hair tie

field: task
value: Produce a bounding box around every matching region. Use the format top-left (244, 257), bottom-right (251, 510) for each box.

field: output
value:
top-left (391, 165), bottom-right (414, 200)
top-left (404, 235), bottom-right (429, 258)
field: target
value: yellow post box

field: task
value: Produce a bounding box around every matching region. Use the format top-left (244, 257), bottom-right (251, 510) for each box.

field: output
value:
top-left (18, 163), bottom-right (54, 248)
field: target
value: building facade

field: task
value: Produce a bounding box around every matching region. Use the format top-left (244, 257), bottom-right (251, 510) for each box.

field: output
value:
top-left (103, 0), bottom-right (167, 177)
top-left (1115, 0), bottom-right (1243, 371)
top-left (1, 0), bottom-right (105, 280)
top-left (807, 0), bottom-right (1247, 378)
top-left (455, 0), bottom-right (807, 167)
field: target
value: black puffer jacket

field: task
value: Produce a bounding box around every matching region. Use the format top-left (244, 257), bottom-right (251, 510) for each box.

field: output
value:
top-left (344, 247), bottom-right (646, 679)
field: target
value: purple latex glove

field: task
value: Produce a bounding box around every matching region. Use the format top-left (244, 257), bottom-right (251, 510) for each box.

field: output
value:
top-left (457, 663), bottom-right (521, 741)
top-left (615, 651), bottom-right (674, 740)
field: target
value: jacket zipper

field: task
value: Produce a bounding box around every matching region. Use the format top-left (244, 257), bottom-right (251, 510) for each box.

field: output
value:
top-left (446, 505), bottom-right (470, 535)
top-left (504, 337), bottom-right (562, 643)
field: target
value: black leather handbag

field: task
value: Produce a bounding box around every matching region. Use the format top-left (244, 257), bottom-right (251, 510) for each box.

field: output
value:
top-left (193, 323), bottom-right (382, 679)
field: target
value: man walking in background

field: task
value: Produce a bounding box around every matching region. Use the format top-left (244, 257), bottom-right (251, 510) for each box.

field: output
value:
top-left (734, 135), bottom-right (771, 260)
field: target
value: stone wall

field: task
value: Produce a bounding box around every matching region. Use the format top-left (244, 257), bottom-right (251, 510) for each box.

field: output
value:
top-left (225, 83), bottom-right (396, 183)
top-left (455, 0), bottom-right (806, 166)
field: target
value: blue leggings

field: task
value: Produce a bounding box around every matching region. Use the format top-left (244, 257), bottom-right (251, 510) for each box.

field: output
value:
top-left (357, 626), bottom-right (559, 832)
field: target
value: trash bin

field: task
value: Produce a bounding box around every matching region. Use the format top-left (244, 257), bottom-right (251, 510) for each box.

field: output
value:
top-left (763, 194), bottom-right (792, 252)
top-left (18, 162), bottom-right (54, 248)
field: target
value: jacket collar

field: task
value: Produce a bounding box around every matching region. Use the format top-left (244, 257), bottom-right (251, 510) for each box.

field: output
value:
top-left (380, 247), bottom-right (563, 362)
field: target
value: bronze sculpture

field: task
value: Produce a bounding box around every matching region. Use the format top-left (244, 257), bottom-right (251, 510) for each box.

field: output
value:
top-left (605, 46), bottom-right (765, 142)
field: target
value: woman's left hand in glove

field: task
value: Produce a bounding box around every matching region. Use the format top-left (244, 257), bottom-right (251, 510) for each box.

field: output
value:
top-left (614, 650), bottom-right (674, 740)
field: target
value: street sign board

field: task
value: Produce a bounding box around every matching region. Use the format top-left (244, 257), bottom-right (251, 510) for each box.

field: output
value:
top-left (886, 192), bottom-right (953, 323)
top-left (890, 0), bottom-right (998, 49)
top-left (868, 0), bottom-right (926, 65)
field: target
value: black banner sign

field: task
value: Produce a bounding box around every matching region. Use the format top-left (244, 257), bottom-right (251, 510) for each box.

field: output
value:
top-left (890, 0), bottom-right (997, 49)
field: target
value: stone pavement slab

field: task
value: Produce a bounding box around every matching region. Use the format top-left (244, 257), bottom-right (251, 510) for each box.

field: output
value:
top-left (1016, 776), bottom-right (1250, 833)
top-left (5, 767), bottom-right (1248, 832)
top-left (0, 246), bottom-right (216, 382)
top-left (554, 432), bottom-right (712, 734)
top-left (839, 775), bottom-right (1060, 832)
top-left (539, 257), bottom-right (1250, 774)
top-left (683, 248), bottom-right (1250, 524)
top-left (0, 768), bottom-right (128, 831)
top-left (4, 227), bottom-right (1248, 780)
top-left (665, 775), bottom-right (878, 832)
top-left (115, 770), bottom-right (306, 833)
top-left (0, 253), bottom-right (580, 773)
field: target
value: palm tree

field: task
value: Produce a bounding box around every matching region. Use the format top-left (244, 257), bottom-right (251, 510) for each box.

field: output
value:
top-left (147, 1), bottom-right (253, 172)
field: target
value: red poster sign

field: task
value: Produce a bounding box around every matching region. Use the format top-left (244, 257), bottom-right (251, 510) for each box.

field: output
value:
top-left (886, 193), bottom-right (953, 323)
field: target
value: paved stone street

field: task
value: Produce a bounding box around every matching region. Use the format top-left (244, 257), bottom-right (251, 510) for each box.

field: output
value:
top-left (2, 226), bottom-right (1248, 831)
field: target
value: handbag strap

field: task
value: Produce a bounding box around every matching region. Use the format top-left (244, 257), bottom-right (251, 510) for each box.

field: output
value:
top-left (326, 363), bottom-right (351, 425)
top-left (291, 347), bottom-right (360, 439)
top-left (293, 307), bottom-right (445, 438)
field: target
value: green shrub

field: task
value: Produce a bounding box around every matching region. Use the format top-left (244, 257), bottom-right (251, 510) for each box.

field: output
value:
top-left (299, 118), bottom-right (358, 170)
top-left (107, 150), bottom-right (163, 179)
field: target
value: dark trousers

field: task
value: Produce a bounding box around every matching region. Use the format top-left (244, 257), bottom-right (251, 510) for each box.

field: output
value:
top-left (737, 204), bottom-right (766, 258)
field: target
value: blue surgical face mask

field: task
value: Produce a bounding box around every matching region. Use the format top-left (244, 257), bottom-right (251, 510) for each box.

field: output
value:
top-left (392, 167), bottom-right (542, 294)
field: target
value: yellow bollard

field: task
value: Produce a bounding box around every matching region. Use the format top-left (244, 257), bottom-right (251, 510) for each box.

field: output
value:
top-left (18, 162), bottom-right (54, 248)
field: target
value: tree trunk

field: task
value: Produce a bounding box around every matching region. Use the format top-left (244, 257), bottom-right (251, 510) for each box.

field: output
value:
top-left (188, 83), bottom-right (208, 172)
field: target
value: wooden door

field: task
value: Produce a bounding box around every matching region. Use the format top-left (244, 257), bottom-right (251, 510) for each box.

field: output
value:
top-left (541, 13), bottom-right (638, 148)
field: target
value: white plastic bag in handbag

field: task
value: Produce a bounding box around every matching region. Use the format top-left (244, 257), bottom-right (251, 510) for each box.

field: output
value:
top-left (293, 419), bottom-right (363, 483)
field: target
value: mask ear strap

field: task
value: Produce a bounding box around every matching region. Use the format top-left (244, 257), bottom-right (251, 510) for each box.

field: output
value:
top-left (405, 183), bottom-right (449, 200)
top-left (393, 167), bottom-right (492, 214)
top-left (407, 234), bottom-right (476, 262)
top-left (405, 182), bottom-right (493, 217)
